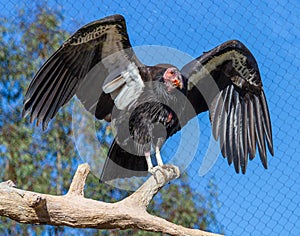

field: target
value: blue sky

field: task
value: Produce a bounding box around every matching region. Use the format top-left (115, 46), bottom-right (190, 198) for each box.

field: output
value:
top-left (3, 0), bottom-right (300, 235)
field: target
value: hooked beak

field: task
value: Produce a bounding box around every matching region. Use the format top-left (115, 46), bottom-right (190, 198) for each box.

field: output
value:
top-left (163, 68), bottom-right (183, 92)
top-left (172, 75), bottom-right (183, 90)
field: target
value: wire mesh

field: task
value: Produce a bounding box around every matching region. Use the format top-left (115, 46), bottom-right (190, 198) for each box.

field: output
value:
top-left (1, 0), bottom-right (300, 235)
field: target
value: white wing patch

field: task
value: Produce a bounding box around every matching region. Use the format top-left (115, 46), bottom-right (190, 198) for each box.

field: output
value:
top-left (103, 62), bottom-right (144, 110)
top-left (188, 50), bottom-right (258, 91)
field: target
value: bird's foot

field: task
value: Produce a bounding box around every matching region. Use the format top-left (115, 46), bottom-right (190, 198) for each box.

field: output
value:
top-left (149, 165), bottom-right (166, 184)
top-left (149, 164), bottom-right (180, 184)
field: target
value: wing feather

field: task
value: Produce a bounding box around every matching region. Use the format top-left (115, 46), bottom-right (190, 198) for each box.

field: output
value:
top-left (246, 93), bottom-right (256, 160)
top-left (23, 14), bottom-right (143, 130)
top-left (233, 90), bottom-right (241, 173)
top-left (181, 39), bottom-right (274, 173)
top-left (226, 87), bottom-right (235, 165)
top-left (212, 92), bottom-right (224, 139)
top-left (29, 60), bottom-right (67, 123)
top-left (260, 91), bottom-right (274, 155)
top-left (24, 55), bottom-right (65, 117)
top-left (241, 97), bottom-right (248, 173)
top-left (36, 68), bottom-right (69, 121)
top-left (219, 88), bottom-right (230, 158)
top-left (42, 72), bottom-right (76, 127)
top-left (254, 95), bottom-right (267, 168)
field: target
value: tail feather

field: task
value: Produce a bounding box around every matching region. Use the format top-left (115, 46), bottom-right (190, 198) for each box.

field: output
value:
top-left (100, 140), bottom-right (148, 182)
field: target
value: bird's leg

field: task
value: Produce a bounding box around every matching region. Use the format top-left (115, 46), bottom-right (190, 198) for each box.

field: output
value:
top-left (145, 151), bottom-right (161, 183)
top-left (154, 146), bottom-right (169, 181)
top-left (154, 143), bottom-right (180, 183)
top-left (155, 146), bottom-right (164, 166)
top-left (145, 147), bottom-right (169, 184)
top-left (155, 137), bottom-right (165, 166)
top-left (145, 151), bottom-right (153, 172)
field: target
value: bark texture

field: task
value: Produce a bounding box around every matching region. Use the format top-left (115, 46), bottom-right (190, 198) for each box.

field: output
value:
top-left (0, 163), bottom-right (222, 236)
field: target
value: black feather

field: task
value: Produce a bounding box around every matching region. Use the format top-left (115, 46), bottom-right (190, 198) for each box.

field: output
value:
top-left (241, 97), bottom-right (248, 173)
top-left (23, 15), bottom-right (274, 180)
top-left (100, 140), bottom-right (148, 182)
top-left (246, 94), bottom-right (256, 160)
top-left (260, 91), bottom-right (274, 156)
top-left (183, 39), bottom-right (273, 173)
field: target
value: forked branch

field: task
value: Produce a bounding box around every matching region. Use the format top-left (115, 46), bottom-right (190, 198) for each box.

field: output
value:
top-left (0, 163), bottom-right (222, 236)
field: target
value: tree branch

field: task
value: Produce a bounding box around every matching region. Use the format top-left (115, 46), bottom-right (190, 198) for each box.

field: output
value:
top-left (0, 164), bottom-right (222, 236)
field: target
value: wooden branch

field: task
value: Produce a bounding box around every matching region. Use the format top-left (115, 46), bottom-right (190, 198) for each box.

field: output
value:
top-left (67, 163), bottom-right (90, 197)
top-left (0, 164), bottom-right (222, 236)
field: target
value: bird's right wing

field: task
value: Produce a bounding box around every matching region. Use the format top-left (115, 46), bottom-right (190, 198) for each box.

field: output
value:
top-left (23, 14), bottom-right (144, 130)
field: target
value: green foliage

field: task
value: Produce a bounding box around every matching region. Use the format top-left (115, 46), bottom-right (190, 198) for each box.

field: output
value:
top-left (0, 3), bottom-right (222, 235)
top-left (0, 3), bottom-right (73, 234)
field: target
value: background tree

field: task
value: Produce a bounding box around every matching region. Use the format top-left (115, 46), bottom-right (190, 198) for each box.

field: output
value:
top-left (0, 3), bottom-right (222, 235)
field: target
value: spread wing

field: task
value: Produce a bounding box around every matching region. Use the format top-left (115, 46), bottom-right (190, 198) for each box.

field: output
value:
top-left (181, 40), bottom-right (274, 173)
top-left (22, 14), bottom-right (144, 130)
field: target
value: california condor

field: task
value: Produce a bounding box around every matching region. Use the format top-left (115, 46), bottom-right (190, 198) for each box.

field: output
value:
top-left (22, 14), bottom-right (274, 182)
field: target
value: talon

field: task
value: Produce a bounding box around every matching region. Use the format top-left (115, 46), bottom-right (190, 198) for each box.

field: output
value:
top-left (148, 165), bottom-right (168, 184)
top-left (161, 164), bottom-right (172, 170)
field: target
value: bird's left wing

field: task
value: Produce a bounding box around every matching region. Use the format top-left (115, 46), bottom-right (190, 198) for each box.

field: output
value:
top-left (180, 40), bottom-right (274, 173)
top-left (22, 14), bottom-right (143, 130)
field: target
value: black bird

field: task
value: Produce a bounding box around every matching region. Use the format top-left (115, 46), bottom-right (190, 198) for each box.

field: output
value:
top-left (22, 14), bottom-right (274, 182)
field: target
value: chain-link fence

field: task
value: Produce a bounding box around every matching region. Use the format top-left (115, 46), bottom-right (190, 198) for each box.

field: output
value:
top-left (1, 0), bottom-right (300, 235)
